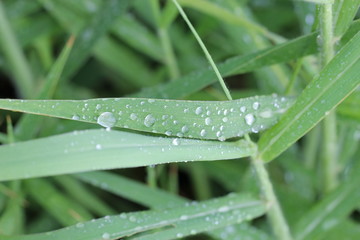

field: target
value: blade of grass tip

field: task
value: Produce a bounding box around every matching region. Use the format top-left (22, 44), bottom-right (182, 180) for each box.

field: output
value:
top-left (14, 36), bottom-right (75, 141)
top-left (258, 31), bottom-right (360, 161)
top-left (333, 0), bottom-right (360, 38)
top-left (0, 1), bottom-right (34, 98)
top-left (173, 2), bottom-right (292, 239)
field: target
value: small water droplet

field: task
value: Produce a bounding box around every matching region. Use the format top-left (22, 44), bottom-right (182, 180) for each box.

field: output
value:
top-left (195, 107), bottom-right (203, 115)
top-left (102, 232), bottom-right (110, 239)
top-left (184, 108), bottom-right (189, 113)
top-left (200, 129), bottom-right (207, 137)
top-left (252, 102), bottom-right (260, 110)
top-left (205, 117), bottom-right (212, 125)
top-left (144, 114), bottom-right (156, 127)
top-left (222, 117), bottom-right (228, 123)
top-left (148, 99), bottom-right (155, 103)
top-left (96, 104), bottom-right (101, 110)
top-left (96, 144), bottom-right (102, 150)
top-left (97, 112), bottom-right (116, 128)
top-left (172, 138), bottom-right (180, 146)
top-left (181, 125), bottom-right (189, 133)
top-left (244, 114), bottom-right (255, 126)
top-left (165, 130), bottom-right (172, 136)
top-left (72, 115), bottom-right (80, 120)
top-left (130, 113), bottom-right (137, 120)
top-left (240, 106), bottom-right (246, 113)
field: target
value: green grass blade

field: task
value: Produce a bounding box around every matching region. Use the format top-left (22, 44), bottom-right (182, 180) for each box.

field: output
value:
top-left (25, 179), bottom-right (93, 226)
top-left (0, 95), bottom-right (293, 140)
top-left (258, 31), bottom-right (360, 161)
top-left (14, 36), bottom-right (75, 140)
top-left (61, 0), bottom-right (130, 80)
top-left (2, 193), bottom-right (265, 240)
top-left (293, 159), bottom-right (360, 240)
top-left (0, 1), bottom-right (34, 98)
top-left (0, 129), bottom-right (255, 181)
top-left (75, 171), bottom-right (186, 209)
top-left (334, 0), bottom-right (360, 37)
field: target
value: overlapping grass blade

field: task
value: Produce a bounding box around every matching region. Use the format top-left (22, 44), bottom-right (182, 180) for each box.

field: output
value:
top-left (293, 159), bottom-right (360, 240)
top-left (0, 129), bottom-right (255, 181)
top-left (2, 193), bottom-right (265, 240)
top-left (0, 95), bottom-right (292, 140)
top-left (258, 31), bottom-right (360, 161)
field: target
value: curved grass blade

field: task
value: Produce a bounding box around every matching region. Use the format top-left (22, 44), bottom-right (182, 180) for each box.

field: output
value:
top-left (1, 193), bottom-right (265, 240)
top-left (258, 31), bottom-right (360, 161)
top-left (0, 129), bottom-right (255, 182)
top-left (0, 95), bottom-right (293, 141)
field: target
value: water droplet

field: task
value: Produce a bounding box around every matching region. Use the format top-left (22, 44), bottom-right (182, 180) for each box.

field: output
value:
top-left (205, 117), bottom-right (212, 125)
top-left (96, 144), bottom-right (102, 150)
top-left (223, 109), bottom-right (229, 115)
top-left (240, 106), bottom-right (246, 112)
top-left (200, 129), bottom-right (207, 137)
top-left (144, 114), bottom-right (156, 127)
top-left (244, 114), bottom-right (255, 126)
top-left (180, 215), bottom-right (188, 220)
top-left (176, 233), bottom-right (184, 238)
top-left (218, 136), bottom-right (226, 141)
top-left (130, 113), bottom-right (137, 120)
top-left (252, 102), bottom-right (260, 110)
top-left (259, 110), bottom-right (272, 118)
top-left (218, 206), bottom-right (229, 212)
top-left (102, 232), bottom-right (110, 239)
top-left (195, 107), bottom-right (203, 115)
top-left (76, 222), bottom-right (84, 228)
top-left (181, 125), bottom-right (189, 133)
top-left (148, 99), bottom-right (155, 103)
top-left (184, 108), bottom-right (189, 113)
top-left (222, 117), bottom-right (228, 123)
top-left (97, 112), bottom-right (116, 128)
top-left (129, 216), bottom-right (137, 222)
top-left (96, 104), bottom-right (101, 110)
top-left (172, 138), bottom-right (180, 146)
top-left (165, 130), bottom-right (172, 136)
top-left (72, 115), bottom-right (80, 120)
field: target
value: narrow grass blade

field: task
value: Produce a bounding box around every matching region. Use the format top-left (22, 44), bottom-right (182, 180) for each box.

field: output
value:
top-left (62, 0), bottom-right (130, 80)
top-left (0, 1), bottom-right (34, 98)
top-left (25, 179), bottom-right (93, 226)
top-left (75, 171), bottom-right (186, 209)
top-left (2, 193), bottom-right (265, 240)
top-left (334, 0), bottom-right (360, 37)
top-left (134, 20), bottom-right (360, 99)
top-left (0, 129), bottom-right (255, 181)
top-left (337, 90), bottom-right (360, 121)
top-left (258, 31), bottom-right (360, 161)
top-left (0, 95), bottom-right (293, 140)
top-left (293, 159), bottom-right (360, 240)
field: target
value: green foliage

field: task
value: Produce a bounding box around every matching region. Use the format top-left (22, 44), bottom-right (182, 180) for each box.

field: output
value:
top-left (0, 0), bottom-right (359, 240)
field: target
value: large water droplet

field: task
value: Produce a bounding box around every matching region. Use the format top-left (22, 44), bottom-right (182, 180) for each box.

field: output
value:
top-left (97, 112), bottom-right (116, 128)
top-left (244, 114), bottom-right (255, 126)
top-left (144, 114), bottom-right (156, 127)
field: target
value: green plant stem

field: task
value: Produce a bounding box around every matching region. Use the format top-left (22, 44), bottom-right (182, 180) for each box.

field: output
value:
top-left (173, 1), bottom-right (291, 238)
top-left (172, 0), bottom-right (232, 100)
top-left (151, 0), bottom-right (180, 79)
top-left (319, 2), bottom-right (338, 193)
top-left (285, 58), bottom-right (304, 95)
top-left (252, 155), bottom-right (293, 240)
top-left (0, 1), bottom-right (34, 98)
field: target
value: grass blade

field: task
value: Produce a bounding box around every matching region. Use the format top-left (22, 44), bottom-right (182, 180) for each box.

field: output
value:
top-left (0, 129), bottom-right (255, 181)
top-left (258, 31), bottom-right (360, 161)
top-left (2, 193), bottom-right (265, 240)
top-left (0, 95), bottom-right (293, 140)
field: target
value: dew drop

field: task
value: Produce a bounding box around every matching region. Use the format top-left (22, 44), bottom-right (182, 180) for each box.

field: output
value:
top-left (95, 144), bottom-right (102, 150)
top-left (244, 114), bottom-right (255, 126)
top-left (144, 114), bottom-right (156, 127)
top-left (253, 102), bottom-right (260, 110)
top-left (165, 130), bottom-right (172, 136)
top-left (96, 104), bottom-right (101, 110)
top-left (184, 108), bottom-right (189, 113)
top-left (222, 117), bottom-right (228, 123)
top-left (148, 99), bottom-right (155, 103)
top-left (200, 129), bottom-right (207, 137)
top-left (240, 106), bottom-right (246, 113)
top-left (195, 107), bottom-right (203, 115)
top-left (102, 232), bottom-right (110, 239)
top-left (97, 112), bottom-right (116, 128)
top-left (72, 115), bottom-right (80, 120)
top-left (130, 113), bottom-right (137, 120)
top-left (172, 138), bottom-right (180, 146)
top-left (205, 117), bottom-right (212, 125)
top-left (259, 110), bottom-right (272, 118)
top-left (181, 125), bottom-right (189, 133)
